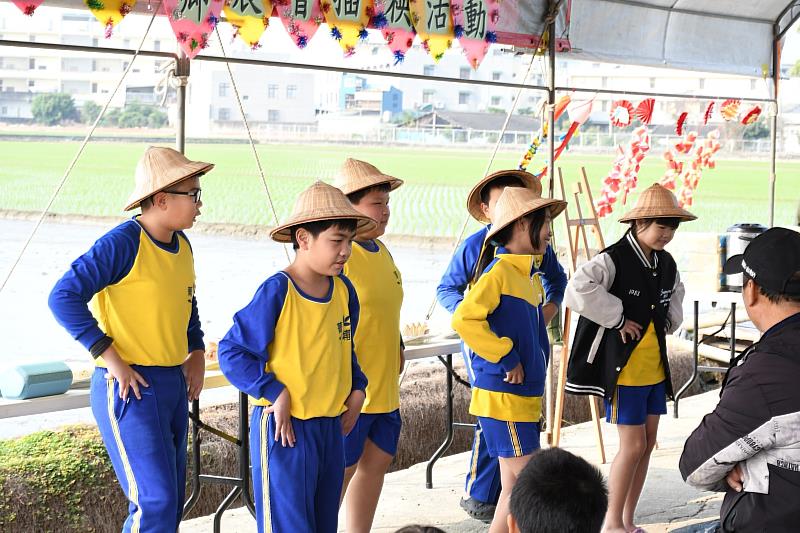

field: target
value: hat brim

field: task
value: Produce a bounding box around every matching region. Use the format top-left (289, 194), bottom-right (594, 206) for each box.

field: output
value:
top-left (341, 176), bottom-right (404, 196)
top-left (618, 206), bottom-right (697, 223)
top-left (722, 254), bottom-right (745, 276)
top-left (270, 214), bottom-right (378, 243)
top-left (486, 199), bottom-right (567, 242)
top-left (467, 170), bottom-right (542, 223)
top-left (124, 162), bottom-right (214, 211)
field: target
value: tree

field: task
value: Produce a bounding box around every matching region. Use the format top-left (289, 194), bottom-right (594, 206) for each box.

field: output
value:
top-left (31, 93), bottom-right (79, 125)
top-left (742, 118), bottom-right (770, 140)
top-left (80, 101), bottom-right (102, 124)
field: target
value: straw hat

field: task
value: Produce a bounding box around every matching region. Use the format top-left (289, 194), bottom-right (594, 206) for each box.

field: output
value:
top-left (486, 187), bottom-right (567, 242)
top-left (618, 183), bottom-right (697, 223)
top-left (334, 158), bottom-right (403, 196)
top-left (467, 169), bottom-right (542, 223)
top-left (124, 146), bottom-right (214, 211)
top-left (270, 181), bottom-right (378, 243)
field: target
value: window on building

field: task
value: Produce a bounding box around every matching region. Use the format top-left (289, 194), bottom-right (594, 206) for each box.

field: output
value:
top-left (459, 91), bottom-right (470, 105)
top-left (649, 77), bottom-right (656, 89)
top-left (92, 37), bottom-right (98, 47)
top-left (28, 80), bottom-right (34, 88)
top-left (751, 79), bottom-right (757, 90)
top-left (218, 108), bottom-right (230, 120)
top-left (699, 78), bottom-right (705, 90)
top-left (1, 106), bottom-right (6, 115)
top-left (601, 77), bottom-right (608, 88)
top-left (29, 58), bottom-right (35, 69)
top-left (491, 96), bottom-right (502, 106)
top-left (268, 110), bottom-right (280, 122)
top-left (424, 65), bottom-right (435, 76)
top-left (242, 95), bottom-right (249, 100)
top-left (268, 84), bottom-right (278, 98)
top-left (460, 67), bottom-right (470, 80)
top-left (422, 89), bottom-right (435, 104)
top-left (153, 40), bottom-right (160, 52)
top-left (122, 61), bottom-right (129, 71)
top-left (492, 71), bottom-right (502, 81)
top-left (92, 82), bottom-right (97, 93)
top-left (219, 82), bottom-right (229, 97)
top-left (286, 85), bottom-right (297, 99)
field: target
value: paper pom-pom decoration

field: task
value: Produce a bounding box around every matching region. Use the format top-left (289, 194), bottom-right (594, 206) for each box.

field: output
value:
top-left (224, 0), bottom-right (273, 49)
top-left (676, 112), bottom-right (688, 136)
top-left (610, 100), bottom-right (634, 128)
top-left (634, 98), bottom-right (655, 125)
top-left (163, 0), bottom-right (222, 59)
top-left (703, 102), bottom-right (714, 125)
top-left (721, 99), bottom-right (740, 121)
top-left (84, 0), bottom-right (136, 38)
top-left (741, 106), bottom-right (762, 125)
top-left (377, 0), bottom-right (416, 63)
top-left (278, 0), bottom-right (324, 49)
top-left (595, 126), bottom-right (651, 218)
top-left (13, 0), bottom-right (45, 15)
top-left (410, 0), bottom-right (454, 62)
top-left (321, 0), bottom-right (373, 56)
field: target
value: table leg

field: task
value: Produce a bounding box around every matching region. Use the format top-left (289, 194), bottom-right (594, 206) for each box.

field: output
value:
top-left (673, 300), bottom-right (700, 418)
top-left (183, 398), bottom-right (203, 516)
top-left (426, 353), bottom-right (454, 489)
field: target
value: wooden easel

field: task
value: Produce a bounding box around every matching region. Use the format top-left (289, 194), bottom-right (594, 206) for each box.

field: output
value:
top-left (551, 167), bottom-right (607, 464)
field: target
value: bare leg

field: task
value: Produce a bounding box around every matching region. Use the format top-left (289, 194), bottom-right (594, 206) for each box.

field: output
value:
top-left (490, 455), bottom-right (532, 533)
top-left (343, 439), bottom-right (394, 533)
top-left (622, 415), bottom-right (660, 531)
top-left (603, 424), bottom-right (646, 533)
top-left (340, 464), bottom-right (357, 507)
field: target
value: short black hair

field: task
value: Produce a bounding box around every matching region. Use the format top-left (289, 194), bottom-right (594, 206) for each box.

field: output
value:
top-left (510, 448), bottom-right (607, 533)
top-left (744, 272), bottom-right (800, 305)
top-left (473, 208), bottom-right (549, 285)
top-left (290, 219), bottom-right (357, 250)
top-left (630, 217), bottom-right (681, 236)
top-left (347, 182), bottom-right (392, 205)
top-left (393, 526), bottom-right (446, 533)
top-left (479, 175), bottom-right (525, 205)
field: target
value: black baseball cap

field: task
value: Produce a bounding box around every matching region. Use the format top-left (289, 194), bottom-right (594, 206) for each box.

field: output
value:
top-left (723, 227), bottom-right (800, 297)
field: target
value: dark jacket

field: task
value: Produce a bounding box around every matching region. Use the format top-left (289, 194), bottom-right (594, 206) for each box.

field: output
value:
top-left (679, 312), bottom-right (800, 532)
top-left (564, 231), bottom-right (684, 401)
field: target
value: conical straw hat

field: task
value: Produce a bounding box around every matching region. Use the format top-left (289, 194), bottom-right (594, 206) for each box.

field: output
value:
top-left (467, 169), bottom-right (542, 223)
top-left (124, 146), bottom-right (214, 211)
top-left (486, 187), bottom-right (567, 242)
top-left (619, 183), bottom-right (697, 223)
top-left (335, 158), bottom-right (403, 196)
top-left (270, 181), bottom-right (378, 243)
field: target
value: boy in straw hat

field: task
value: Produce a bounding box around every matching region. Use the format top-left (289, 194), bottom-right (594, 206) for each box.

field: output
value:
top-left (436, 169), bottom-right (568, 522)
top-left (334, 159), bottom-right (405, 533)
top-left (452, 186), bottom-right (568, 533)
top-left (218, 181), bottom-right (373, 533)
top-left (49, 146), bottom-right (212, 531)
top-left (564, 183), bottom-right (696, 533)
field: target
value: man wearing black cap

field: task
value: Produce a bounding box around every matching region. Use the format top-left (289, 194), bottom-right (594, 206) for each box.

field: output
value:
top-left (679, 227), bottom-right (800, 532)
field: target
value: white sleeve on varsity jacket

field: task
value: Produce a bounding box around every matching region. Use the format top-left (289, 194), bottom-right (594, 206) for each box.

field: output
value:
top-left (666, 270), bottom-right (685, 334)
top-left (564, 252), bottom-right (625, 330)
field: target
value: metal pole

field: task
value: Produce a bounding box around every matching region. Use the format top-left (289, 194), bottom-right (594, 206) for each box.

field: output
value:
top-left (768, 24), bottom-right (780, 227)
top-left (175, 52), bottom-right (190, 154)
top-left (547, 1), bottom-right (557, 198)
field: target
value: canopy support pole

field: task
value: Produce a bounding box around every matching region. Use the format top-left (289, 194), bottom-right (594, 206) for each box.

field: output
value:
top-left (175, 52), bottom-right (190, 154)
top-left (769, 25), bottom-right (780, 227)
top-left (546, 1), bottom-right (558, 198)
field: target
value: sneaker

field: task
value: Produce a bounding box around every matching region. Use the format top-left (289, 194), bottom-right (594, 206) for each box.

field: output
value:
top-left (459, 496), bottom-right (496, 523)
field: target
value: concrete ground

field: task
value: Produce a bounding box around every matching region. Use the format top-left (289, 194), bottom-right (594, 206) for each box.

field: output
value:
top-left (183, 390), bottom-right (724, 533)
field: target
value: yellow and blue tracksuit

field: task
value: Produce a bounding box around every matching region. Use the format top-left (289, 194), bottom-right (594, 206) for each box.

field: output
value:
top-left (437, 227), bottom-right (565, 500)
top-left (218, 271), bottom-right (368, 533)
top-left (48, 218), bottom-right (204, 533)
top-left (342, 239), bottom-right (404, 466)
top-left (452, 252), bottom-right (549, 458)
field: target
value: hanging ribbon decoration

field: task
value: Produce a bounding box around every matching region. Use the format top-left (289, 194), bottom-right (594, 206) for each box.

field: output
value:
top-left (410, 0), bottom-right (454, 62)
top-left (375, 0), bottom-right (416, 64)
top-left (278, 0), bottom-right (324, 49)
top-left (660, 130), bottom-right (720, 208)
top-left (224, 0), bottom-right (274, 49)
top-left (451, 0), bottom-right (498, 69)
top-left (596, 126), bottom-right (651, 218)
top-left (533, 95), bottom-right (594, 179)
top-left (163, 0), bottom-right (224, 58)
top-left (518, 95), bottom-right (570, 171)
top-left (741, 105), bottom-right (762, 125)
top-left (12, 0), bottom-right (45, 15)
top-left (321, 0), bottom-right (374, 56)
top-left (609, 100), bottom-right (634, 128)
top-left (84, 0), bottom-right (136, 38)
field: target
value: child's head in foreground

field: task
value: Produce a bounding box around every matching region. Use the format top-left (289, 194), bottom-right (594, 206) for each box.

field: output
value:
top-left (508, 448), bottom-right (608, 533)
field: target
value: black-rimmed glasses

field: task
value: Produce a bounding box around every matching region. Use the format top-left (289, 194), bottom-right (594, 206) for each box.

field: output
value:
top-left (164, 188), bottom-right (202, 204)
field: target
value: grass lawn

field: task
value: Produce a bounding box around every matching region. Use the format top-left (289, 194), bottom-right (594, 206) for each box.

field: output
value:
top-left (0, 140), bottom-right (797, 239)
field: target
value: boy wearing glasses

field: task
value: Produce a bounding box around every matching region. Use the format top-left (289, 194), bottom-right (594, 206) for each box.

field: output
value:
top-left (49, 146), bottom-right (212, 532)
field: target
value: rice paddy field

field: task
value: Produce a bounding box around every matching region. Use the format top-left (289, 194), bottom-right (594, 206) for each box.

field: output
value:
top-left (0, 140), bottom-right (798, 241)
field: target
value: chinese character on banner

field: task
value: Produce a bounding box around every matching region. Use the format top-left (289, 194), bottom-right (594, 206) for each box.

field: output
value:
top-left (321, 0), bottom-right (373, 56)
top-left (410, 0), bottom-right (453, 61)
top-left (452, 0), bottom-right (497, 68)
top-left (224, 0), bottom-right (273, 49)
top-left (278, 0), bottom-right (324, 48)
top-left (376, 0), bottom-right (415, 63)
top-left (162, 0), bottom-right (223, 59)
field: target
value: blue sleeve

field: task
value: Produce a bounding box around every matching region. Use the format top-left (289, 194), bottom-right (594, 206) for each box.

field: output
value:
top-left (187, 296), bottom-right (204, 352)
top-left (48, 221), bottom-right (139, 352)
top-left (436, 231), bottom-right (483, 314)
top-left (342, 275), bottom-right (368, 393)
top-left (218, 275), bottom-right (288, 402)
top-left (539, 245), bottom-right (567, 306)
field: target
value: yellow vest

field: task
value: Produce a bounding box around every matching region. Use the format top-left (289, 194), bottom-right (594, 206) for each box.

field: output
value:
top-left (617, 323), bottom-right (665, 386)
